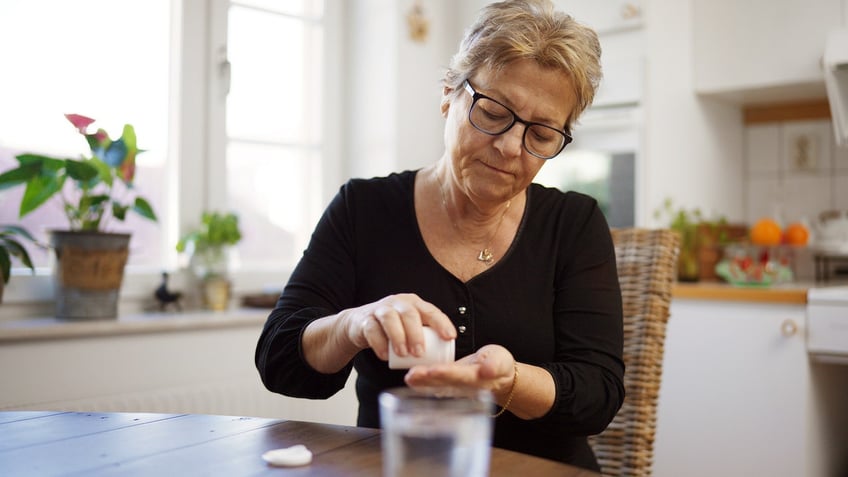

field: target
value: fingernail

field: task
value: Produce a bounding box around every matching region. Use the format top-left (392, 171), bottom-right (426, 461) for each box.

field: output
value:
top-left (396, 344), bottom-right (408, 357)
top-left (414, 344), bottom-right (424, 357)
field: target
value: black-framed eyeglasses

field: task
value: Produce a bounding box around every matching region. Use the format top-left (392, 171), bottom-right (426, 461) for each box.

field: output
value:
top-left (463, 80), bottom-right (572, 160)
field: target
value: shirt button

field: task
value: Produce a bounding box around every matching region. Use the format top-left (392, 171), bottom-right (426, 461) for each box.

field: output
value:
top-left (458, 325), bottom-right (467, 334)
top-left (458, 306), bottom-right (467, 315)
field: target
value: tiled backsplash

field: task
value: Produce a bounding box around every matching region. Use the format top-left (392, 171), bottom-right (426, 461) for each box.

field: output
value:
top-left (746, 119), bottom-right (848, 226)
top-left (745, 118), bottom-right (848, 281)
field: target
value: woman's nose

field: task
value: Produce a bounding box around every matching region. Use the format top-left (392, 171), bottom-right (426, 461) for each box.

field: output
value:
top-left (492, 123), bottom-right (525, 158)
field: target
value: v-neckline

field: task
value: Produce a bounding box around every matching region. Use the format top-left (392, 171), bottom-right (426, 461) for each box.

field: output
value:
top-left (409, 170), bottom-right (528, 284)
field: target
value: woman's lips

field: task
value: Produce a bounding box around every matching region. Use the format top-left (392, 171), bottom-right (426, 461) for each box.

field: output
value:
top-left (477, 157), bottom-right (512, 175)
top-left (484, 162), bottom-right (512, 176)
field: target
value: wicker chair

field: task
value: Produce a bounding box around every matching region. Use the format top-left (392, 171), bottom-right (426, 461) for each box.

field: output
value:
top-left (589, 228), bottom-right (680, 477)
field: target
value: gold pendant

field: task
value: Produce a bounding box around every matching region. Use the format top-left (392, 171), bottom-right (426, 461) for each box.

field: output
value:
top-left (477, 248), bottom-right (494, 264)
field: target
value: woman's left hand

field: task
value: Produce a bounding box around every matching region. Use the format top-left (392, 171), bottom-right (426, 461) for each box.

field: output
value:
top-left (403, 344), bottom-right (516, 403)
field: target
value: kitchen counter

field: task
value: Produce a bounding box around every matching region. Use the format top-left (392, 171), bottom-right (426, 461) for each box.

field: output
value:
top-left (672, 281), bottom-right (811, 304)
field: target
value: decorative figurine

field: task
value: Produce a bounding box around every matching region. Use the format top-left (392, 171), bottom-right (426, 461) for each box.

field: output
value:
top-left (155, 271), bottom-right (182, 311)
top-left (406, 0), bottom-right (430, 43)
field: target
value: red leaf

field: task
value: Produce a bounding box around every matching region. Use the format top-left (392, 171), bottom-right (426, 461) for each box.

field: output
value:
top-left (64, 113), bottom-right (95, 134)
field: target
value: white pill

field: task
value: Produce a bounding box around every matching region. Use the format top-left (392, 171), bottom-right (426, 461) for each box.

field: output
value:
top-left (262, 444), bottom-right (313, 467)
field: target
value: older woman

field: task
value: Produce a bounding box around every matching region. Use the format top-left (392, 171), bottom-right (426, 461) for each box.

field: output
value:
top-left (255, 0), bottom-right (623, 471)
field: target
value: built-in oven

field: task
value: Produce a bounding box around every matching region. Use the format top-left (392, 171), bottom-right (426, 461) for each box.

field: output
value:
top-left (807, 285), bottom-right (848, 364)
top-left (806, 285), bottom-right (848, 476)
top-left (534, 105), bottom-right (640, 228)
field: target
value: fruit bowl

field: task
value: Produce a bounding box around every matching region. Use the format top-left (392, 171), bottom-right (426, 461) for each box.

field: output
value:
top-left (715, 244), bottom-right (795, 287)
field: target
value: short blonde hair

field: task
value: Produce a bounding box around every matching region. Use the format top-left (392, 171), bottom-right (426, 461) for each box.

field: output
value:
top-left (444, 0), bottom-right (602, 129)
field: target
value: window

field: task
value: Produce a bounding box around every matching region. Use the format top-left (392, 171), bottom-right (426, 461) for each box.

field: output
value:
top-left (0, 0), bottom-right (338, 308)
top-left (218, 0), bottom-right (328, 271)
top-left (0, 0), bottom-right (171, 270)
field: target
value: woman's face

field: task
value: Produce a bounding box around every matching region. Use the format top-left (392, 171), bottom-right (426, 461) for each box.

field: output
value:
top-left (442, 59), bottom-right (577, 206)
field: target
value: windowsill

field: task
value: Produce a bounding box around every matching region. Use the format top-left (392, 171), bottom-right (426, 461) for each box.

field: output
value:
top-left (0, 270), bottom-right (288, 330)
top-left (0, 307), bottom-right (270, 343)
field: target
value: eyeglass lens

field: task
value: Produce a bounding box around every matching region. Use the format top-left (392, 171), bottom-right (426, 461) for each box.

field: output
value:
top-left (465, 84), bottom-right (571, 159)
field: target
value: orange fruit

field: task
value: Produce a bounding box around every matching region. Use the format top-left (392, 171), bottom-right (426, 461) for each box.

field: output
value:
top-left (782, 222), bottom-right (809, 246)
top-left (750, 218), bottom-right (782, 246)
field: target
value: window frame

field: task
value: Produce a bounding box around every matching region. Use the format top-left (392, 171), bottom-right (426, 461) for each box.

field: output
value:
top-left (0, 0), bottom-right (343, 319)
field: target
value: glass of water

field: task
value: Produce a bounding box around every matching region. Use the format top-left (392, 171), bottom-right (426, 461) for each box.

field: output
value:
top-left (379, 387), bottom-right (494, 477)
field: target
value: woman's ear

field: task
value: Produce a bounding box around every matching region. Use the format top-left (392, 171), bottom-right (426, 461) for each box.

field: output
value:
top-left (440, 86), bottom-right (453, 117)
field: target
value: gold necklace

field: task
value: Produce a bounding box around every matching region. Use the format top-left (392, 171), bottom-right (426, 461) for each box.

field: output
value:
top-left (435, 173), bottom-right (511, 266)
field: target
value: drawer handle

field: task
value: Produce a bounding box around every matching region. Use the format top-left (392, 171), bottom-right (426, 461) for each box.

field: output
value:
top-left (781, 319), bottom-right (798, 337)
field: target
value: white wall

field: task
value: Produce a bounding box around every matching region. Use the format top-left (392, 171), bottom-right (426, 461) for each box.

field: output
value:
top-left (643, 0), bottom-right (745, 224)
top-left (345, 0), bottom-right (399, 180)
top-left (342, 0), bottom-right (751, 225)
top-left (396, 0), bottom-right (463, 172)
top-left (344, 0), bottom-right (462, 180)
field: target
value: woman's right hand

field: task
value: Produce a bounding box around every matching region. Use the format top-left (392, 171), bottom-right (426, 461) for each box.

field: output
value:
top-left (342, 293), bottom-right (456, 362)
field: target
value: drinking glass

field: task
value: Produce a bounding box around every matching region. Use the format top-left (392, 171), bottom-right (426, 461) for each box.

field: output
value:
top-left (379, 387), bottom-right (494, 477)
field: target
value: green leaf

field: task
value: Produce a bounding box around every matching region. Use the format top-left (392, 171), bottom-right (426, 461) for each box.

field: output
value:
top-left (0, 225), bottom-right (36, 243)
top-left (0, 161), bottom-right (40, 190)
top-left (15, 153), bottom-right (52, 166)
top-left (65, 159), bottom-right (98, 182)
top-left (121, 124), bottom-right (137, 151)
top-left (85, 133), bottom-right (101, 152)
top-left (112, 202), bottom-right (129, 221)
top-left (39, 156), bottom-right (67, 173)
top-left (80, 222), bottom-right (99, 231)
top-left (132, 197), bottom-right (157, 221)
top-left (87, 195), bottom-right (110, 208)
top-left (0, 236), bottom-right (35, 271)
top-left (7, 154), bottom-right (64, 178)
top-left (90, 156), bottom-right (113, 187)
top-left (20, 174), bottom-right (64, 217)
top-left (64, 202), bottom-right (82, 224)
top-left (178, 211), bottom-right (241, 254)
top-left (176, 231), bottom-right (200, 252)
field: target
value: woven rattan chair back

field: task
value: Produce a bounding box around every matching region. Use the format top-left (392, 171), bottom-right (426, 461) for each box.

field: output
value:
top-left (589, 228), bottom-right (680, 477)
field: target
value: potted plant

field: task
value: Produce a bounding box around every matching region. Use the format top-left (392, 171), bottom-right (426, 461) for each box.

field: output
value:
top-left (177, 211), bottom-right (241, 310)
top-left (0, 225), bottom-right (38, 304)
top-left (654, 199), bottom-right (708, 282)
top-left (654, 199), bottom-right (744, 282)
top-left (0, 113), bottom-right (157, 318)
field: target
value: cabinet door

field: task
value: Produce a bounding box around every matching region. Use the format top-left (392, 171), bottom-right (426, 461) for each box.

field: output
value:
top-left (693, 0), bottom-right (841, 100)
top-left (554, 0), bottom-right (643, 34)
top-left (653, 300), bottom-right (809, 477)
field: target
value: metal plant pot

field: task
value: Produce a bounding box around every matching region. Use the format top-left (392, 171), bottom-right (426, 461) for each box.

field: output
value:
top-left (201, 276), bottom-right (231, 311)
top-left (50, 231), bottom-right (131, 319)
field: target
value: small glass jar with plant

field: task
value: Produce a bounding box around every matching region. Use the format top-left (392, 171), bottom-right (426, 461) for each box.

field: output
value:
top-left (177, 211), bottom-right (242, 310)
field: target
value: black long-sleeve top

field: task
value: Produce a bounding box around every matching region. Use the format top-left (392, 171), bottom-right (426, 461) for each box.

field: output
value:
top-left (255, 170), bottom-right (624, 471)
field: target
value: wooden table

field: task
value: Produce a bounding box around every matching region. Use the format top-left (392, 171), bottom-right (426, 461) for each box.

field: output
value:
top-left (0, 411), bottom-right (598, 476)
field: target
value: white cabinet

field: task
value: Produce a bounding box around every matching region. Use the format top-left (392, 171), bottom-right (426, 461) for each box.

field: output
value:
top-left (653, 299), bottom-right (821, 477)
top-left (693, 0), bottom-right (842, 103)
top-left (553, 0), bottom-right (643, 35)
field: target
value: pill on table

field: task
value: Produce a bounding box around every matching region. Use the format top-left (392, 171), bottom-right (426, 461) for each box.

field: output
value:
top-left (261, 444), bottom-right (313, 467)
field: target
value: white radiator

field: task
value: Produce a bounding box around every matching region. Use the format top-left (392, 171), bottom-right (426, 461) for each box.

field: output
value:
top-left (4, 376), bottom-right (358, 426)
top-left (0, 321), bottom-right (359, 426)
